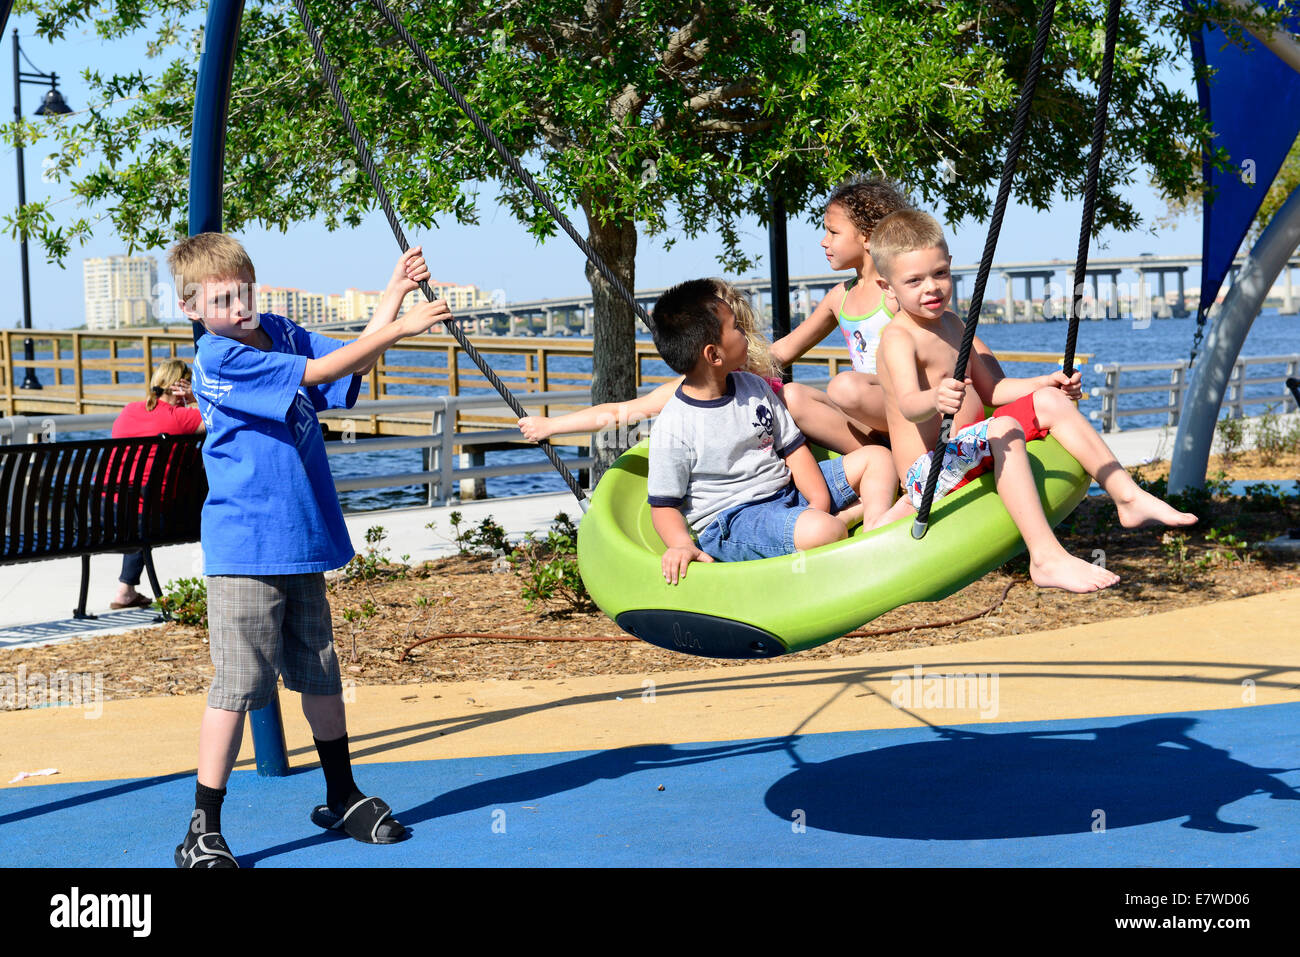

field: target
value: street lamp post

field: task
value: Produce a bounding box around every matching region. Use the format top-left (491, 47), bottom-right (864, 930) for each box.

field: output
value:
top-left (11, 28), bottom-right (72, 391)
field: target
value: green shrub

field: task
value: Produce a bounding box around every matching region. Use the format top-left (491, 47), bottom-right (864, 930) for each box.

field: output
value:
top-left (1216, 416), bottom-right (1246, 467)
top-left (159, 577), bottom-right (208, 628)
top-left (1253, 407), bottom-right (1292, 467)
top-left (428, 511), bottom-right (512, 557)
top-left (510, 512), bottom-right (593, 612)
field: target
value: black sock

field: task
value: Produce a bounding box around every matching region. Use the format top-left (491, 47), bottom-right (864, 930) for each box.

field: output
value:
top-left (314, 734), bottom-right (362, 812)
top-left (183, 783), bottom-right (225, 849)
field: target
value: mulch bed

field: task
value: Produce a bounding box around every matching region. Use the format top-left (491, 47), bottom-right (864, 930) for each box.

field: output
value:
top-left (4, 449), bottom-right (1300, 709)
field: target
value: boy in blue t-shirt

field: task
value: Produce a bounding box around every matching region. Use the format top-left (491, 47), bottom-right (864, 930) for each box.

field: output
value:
top-left (169, 232), bottom-right (449, 867)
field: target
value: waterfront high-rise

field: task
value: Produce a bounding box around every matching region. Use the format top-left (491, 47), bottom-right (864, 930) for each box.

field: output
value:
top-left (83, 255), bottom-right (158, 330)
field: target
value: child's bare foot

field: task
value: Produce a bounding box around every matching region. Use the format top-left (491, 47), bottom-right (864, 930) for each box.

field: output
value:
top-left (1030, 549), bottom-right (1120, 593)
top-left (1115, 489), bottom-right (1198, 530)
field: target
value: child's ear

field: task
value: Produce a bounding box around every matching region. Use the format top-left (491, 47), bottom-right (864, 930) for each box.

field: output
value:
top-left (702, 343), bottom-right (722, 366)
top-left (874, 276), bottom-right (891, 293)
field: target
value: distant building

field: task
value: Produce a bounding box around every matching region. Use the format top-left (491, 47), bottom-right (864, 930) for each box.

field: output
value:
top-left (256, 286), bottom-right (336, 323)
top-left (83, 255), bottom-right (158, 330)
top-left (341, 282), bottom-right (497, 323)
top-left (251, 281), bottom-right (496, 325)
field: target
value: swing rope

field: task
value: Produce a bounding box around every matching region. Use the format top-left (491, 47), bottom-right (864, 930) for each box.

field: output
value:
top-left (1064, 0), bottom-right (1121, 376)
top-left (912, 0), bottom-right (1059, 540)
top-left (290, 0), bottom-right (588, 503)
top-left (363, 0), bottom-right (654, 330)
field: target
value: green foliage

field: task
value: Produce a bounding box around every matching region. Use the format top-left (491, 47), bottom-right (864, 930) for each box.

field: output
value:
top-left (1200, 526), bottom-right (1251, 567)
top-left (510, 512), bottom-right (593, 612)
top-left (429, 511), bottom-right (512, 557)
top-left (158, 576), bottom-right (207, 628)
top-left (6, 1), bottom-right (1218, 294)
top-left (1160, 531), bottom-right (1196, 584)
top-left (345, 524), bottom-right (393, 579)
top-left (1252, 408), bottom-right (1294, 467)
top-left (1215, 416), bottom-right (1246, 468)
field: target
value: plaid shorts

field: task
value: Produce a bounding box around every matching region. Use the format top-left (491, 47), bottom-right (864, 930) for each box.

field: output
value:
top-left (206, 573), bottom-right (342, 711)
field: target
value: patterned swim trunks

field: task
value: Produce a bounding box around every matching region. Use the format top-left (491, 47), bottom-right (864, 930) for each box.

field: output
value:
top-left (904, 419), bottom-right (993, 508)
top-left (903, 392), bottom-right (1049, 508)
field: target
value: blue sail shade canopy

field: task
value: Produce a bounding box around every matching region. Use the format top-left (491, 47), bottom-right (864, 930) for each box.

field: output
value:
top-left (1191, 2), bottom-right (1300, 324)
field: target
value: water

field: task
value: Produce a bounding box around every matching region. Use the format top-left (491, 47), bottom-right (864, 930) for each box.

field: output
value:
top-left (20, 310), bottom-right (1300, 511)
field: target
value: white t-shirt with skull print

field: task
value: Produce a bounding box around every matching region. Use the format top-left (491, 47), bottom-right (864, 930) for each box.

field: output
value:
top-left (646, 371), bottom-right (805, 534)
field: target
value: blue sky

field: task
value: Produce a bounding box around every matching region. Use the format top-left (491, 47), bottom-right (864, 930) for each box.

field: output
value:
top-left (3, 10), bottom-right (1203, 330)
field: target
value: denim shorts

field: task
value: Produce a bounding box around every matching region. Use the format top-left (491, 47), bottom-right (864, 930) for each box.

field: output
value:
top-left (697, 458), bottom-right (857, 562)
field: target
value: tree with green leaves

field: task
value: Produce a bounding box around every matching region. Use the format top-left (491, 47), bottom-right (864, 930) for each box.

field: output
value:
top-left (3, 0), bottom-right (1254, 476)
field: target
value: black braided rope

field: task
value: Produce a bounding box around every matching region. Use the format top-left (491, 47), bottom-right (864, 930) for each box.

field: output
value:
top-left (912, 0), bottom-right (1058, 540)
top-left (364, 0), bottom-right (653, 330)
top-left (291, 0), bottom-right (586, 502)
top-left (1064, 0), bottom-right (1120, 376)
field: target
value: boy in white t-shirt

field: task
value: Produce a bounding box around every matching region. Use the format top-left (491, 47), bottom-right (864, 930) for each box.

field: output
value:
top-left (647, 279), bottom-right (910, 583)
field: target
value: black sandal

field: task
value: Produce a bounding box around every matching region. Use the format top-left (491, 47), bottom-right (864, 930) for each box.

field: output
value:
top-left (174, 832), bottom-right (239, 868)
top-left (310, 796), bottom-right (406, 844)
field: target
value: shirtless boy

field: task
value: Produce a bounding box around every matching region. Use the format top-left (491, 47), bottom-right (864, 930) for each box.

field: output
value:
top-left (872, 209), bottom-right (1196, 593)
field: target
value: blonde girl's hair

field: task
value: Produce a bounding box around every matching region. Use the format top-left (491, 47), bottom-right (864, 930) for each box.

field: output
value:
top-left (146, 358), bottom-right (192, 411)
top-left (825, 176), bottom-right (913, 239)
top-left (166, 232), bottom-right (256, 312)
top-left (709, 278), bottom-right (784, 380)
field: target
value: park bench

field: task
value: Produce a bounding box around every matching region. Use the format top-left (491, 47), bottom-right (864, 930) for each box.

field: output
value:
top-left (0, 434), bottom-right (207, 620)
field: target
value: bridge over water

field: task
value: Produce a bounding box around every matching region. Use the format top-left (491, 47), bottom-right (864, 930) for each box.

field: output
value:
top-left (304, 254), bottom-right (1300, 336)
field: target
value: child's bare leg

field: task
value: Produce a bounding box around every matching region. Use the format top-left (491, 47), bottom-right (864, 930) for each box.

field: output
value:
top-left (839, 444), bottom-right (901, 526)
top-left (870, 495), bottom-right (916, 529)
top-left (792, 508), bottom-right (849, 551)
top-left (1031, 388), bottom-right (1196, 529)
top-left (826, 371), bottom-right (889, 433)
top-left (197, 707), bottom-right (247, 789)
top-left (782, 382), bottom-right (878, 453)
top-left (988, 417), bottom-right (1120, 593)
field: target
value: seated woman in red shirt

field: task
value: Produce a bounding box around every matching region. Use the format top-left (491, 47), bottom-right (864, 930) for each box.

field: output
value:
top-left (109, 358), bottom-right (205, 609)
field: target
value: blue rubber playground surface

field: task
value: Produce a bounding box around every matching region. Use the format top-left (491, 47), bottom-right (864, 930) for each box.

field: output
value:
top-left (3, 701), bottom-right (1297, 867)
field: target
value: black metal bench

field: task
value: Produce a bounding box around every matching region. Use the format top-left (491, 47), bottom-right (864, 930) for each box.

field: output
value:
top-left (0, 434), bottom-right (207, 619)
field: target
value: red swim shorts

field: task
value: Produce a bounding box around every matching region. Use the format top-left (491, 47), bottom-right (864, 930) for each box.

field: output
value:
top-left (950, 391), bottom-right (1050, 491)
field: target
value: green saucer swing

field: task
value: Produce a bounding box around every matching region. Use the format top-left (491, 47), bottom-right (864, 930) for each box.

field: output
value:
top-left (577, 436), bottom-right (1089, 658)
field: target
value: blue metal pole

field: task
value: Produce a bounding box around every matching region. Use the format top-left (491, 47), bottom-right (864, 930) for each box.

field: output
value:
top-left (189, 0), bottom-right (290, 778)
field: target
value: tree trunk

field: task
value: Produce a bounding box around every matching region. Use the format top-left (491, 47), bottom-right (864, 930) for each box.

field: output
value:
top-left (582, 206), bottom-right (640, 484)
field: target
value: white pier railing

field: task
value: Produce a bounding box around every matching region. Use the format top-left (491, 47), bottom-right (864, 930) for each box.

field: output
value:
top-left (1090, 355), bottom-right (1300, 432)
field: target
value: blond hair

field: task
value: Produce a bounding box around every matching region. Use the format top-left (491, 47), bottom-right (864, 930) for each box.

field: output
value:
top-left (868, 209), bottom-right (949, 279)
top-left (166, 232), bottom-right (256, 311)
top-left (146, 358), bottom-right (192, 411)
top-left (709, 278), bottom-right (783, 380)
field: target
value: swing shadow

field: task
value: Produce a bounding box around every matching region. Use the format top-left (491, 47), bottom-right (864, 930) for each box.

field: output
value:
top-left (764, 716), bottom-right (1300, 840)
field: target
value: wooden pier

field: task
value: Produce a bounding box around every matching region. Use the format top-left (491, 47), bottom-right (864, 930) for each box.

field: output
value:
top-left (0, 326), bottom-right (1079, 440)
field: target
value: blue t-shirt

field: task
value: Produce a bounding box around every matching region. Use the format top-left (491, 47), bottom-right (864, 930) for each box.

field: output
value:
top-left (192, 313), bottom-right (361, 575)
